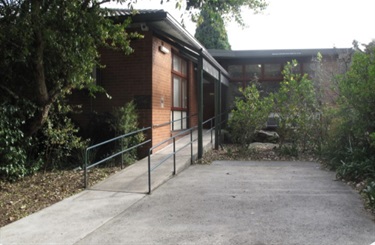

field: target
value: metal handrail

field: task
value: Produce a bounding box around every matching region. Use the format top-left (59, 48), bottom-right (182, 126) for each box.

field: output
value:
top-left (83, 111), bottom-right (229, 192)
top-left (147, 126), bottom-right (198, 194)
top-left (84, 126), bottom-right (152, 188)
top-left (153, 113), bottom-right (198, 128)
top-left (147, 114), bottom-right (223, 194)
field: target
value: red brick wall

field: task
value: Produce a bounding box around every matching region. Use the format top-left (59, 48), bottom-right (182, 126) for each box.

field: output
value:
top-left (188, 62), bottom-right (198, 127)
top-left (69, 32), bottom-right (200, 153)
top-left (151, 38), bottom-right (172, 149)
top-left (69, 32), bottom-right (153, 130)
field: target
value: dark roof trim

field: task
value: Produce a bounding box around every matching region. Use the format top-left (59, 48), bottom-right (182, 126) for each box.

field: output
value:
top-left (106, 9), bottom-right (167, 23)
top-left (105, 9), bottom-right (230, 83)
top-left (208, 48), bottom-right (353, 59)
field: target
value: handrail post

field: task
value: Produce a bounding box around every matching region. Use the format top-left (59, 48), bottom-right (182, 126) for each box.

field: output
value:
top-left (211, 119), bottom-right (213, 143)
top-left (148, 151), bottom-right (151, 194)
top-left (190, 129), bottom-right (193, 164)
top-left (197, 50), bottom-right (204, 159)
top-left (84, 149), bottom-right (88, 189)
top-left (121, 138), bottom-right (124, 169)
top-left (173, 137), bottom-right (176, 175)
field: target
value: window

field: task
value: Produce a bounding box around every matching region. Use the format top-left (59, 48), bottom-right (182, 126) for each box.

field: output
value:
top-left (264, 64), bottom-right (282, 79)
top-left (228, 65), bottom-right (243, 78)
top-left (245, 64), bottom-right (261, 79)
top-left (172, 53), bottom-right (188, 130)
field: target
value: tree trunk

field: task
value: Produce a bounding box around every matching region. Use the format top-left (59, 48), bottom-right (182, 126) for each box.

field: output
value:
top-left (26, 0), bottom-right (51, 137)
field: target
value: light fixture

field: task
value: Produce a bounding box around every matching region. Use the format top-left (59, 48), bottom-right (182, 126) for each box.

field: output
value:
top-left (159, 45), bottom-right (170, 54)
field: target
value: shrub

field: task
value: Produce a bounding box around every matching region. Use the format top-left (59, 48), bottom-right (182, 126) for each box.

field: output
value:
top-left (272, 60), bottom-right (321, 154)
top-left (0, 100), bottom-right (40, 180)
top-left (228, 83), bottom-right (273, 146)
top-left (323, 42), bottom-right (375, 210)
top-left (82, 101), bottom-right (145, 166)
top-left (112, 101), bottom-right (145, 164)
top-left (37, 103), bottom-right (86, 170)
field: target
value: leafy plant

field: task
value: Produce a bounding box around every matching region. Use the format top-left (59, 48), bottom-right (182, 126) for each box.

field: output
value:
top-left (323, 42), bottom-right (375, 209)
top-left (112, 101), bottom-right (145, 165)
top-left (0, 100), bottom-right (38, 180)
top-left (228, 83), bottom-right (273, 146)
top-left (363, 181), bottom-right (375, 207)
top-left (272, 60), bottom-right (320, 153)
top-left (37, 103), bottom-right (86, 170)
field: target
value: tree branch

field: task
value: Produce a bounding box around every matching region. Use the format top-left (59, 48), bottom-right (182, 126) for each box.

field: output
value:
top-left (0, 84), bottom-right (19, 100)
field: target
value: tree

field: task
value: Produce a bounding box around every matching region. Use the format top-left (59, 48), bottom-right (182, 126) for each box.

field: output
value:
top-left (0, 0), bottom-right (138, 137)
top-left (194, 7), bottom-right (231, 50)
top-left (186, 0), bottom-right (267, 26)
top-left (0, 0), bottom-right (140, 178)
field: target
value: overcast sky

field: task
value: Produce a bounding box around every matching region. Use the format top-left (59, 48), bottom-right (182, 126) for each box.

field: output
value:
top-left (105, 0), bottom-right (375, 50)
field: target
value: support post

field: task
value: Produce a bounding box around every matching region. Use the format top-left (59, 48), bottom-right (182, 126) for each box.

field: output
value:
top-left (214, 72), bottom-right (221, 150)
top-left (197, 50), bottom-right (204, 159)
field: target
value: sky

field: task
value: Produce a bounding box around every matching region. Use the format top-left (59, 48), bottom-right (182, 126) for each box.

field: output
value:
top-left (104, 0), bottom-right (375, 50)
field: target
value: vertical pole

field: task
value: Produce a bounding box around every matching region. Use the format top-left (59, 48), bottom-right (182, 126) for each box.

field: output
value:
top-left (190, 129), bottom-right (193, 164)
top-left (121, 138), bottom-right (124, 169)
top-left (211, 119), bottom-right (213, 143)
top-left (173, 137), bottom-right (176, 175)
top-left (197, 50), bottom-right (204, 159)
top-left (84, 149), bottom-right (88, 189)
top-left (218, 75), bottom-right (222, 146)
top-left (215, 72), bottom-right (222, 149)
top-left (148, 151), bottom-right (151, 194)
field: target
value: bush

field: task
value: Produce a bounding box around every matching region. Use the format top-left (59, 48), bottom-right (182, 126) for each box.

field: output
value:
top-left (0, 100), bottom-right (41, 180)
top-left (82, 101), bottom-right (145, 166)
top-left (112, 101), bottom-right (145, 164)
top-left (37, 103), bottom-right (86, 170)
top-left (228, 83), bottom-right (273, 146)
top-left (323, 42), bottom-right (375, 210)
top-left (272, 60), bottom-right (321, 153)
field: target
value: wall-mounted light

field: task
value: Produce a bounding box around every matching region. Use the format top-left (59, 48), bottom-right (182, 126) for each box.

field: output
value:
top-left (159, 45), bottom-right (170, 54)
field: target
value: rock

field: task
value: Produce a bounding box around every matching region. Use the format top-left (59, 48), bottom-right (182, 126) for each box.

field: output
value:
top-left (253, 130), bottom-right (279, 143)
top-left (220, 129), bottom-right (233, 144)
top-left (248, 142), bottom-right (279, 151)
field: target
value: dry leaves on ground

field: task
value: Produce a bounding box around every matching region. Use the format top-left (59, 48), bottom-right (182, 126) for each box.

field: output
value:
top-left (0, 166), bottom-right (121, 227)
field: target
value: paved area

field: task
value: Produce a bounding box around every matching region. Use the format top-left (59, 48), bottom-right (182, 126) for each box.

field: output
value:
top-left (77, 161), bottom-right (375, 245)
top-left (1, 135), bottom-right (375, 244)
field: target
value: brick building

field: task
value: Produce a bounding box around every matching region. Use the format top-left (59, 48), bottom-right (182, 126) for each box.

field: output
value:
top-left (208, 48), bottom-right (352, 107)
top-left (69, 9), bottom-right (230, 154)
top-left (70, 9), bottom-right (351, 155)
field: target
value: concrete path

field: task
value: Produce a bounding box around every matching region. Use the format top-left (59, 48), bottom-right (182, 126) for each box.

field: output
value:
top-left (0, 130), bottom-right (214, 245)
top-left (1, 142), bottom-right (375, 244)
top-left (76, 161), bottom-right (375, 245)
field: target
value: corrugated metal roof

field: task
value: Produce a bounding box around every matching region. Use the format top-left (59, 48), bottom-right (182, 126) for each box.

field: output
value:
top-left (104, 8), bottom-right (165, 17)
top-left (101, 8), bottom-right (230, 83)
top-left (208, 48), bottom-right (352, 59)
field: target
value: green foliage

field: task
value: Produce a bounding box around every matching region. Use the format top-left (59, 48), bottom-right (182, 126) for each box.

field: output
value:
top-left (363, 181), bottom-right (375, 207)
top-left (112, 101), bottom-right (145, 164)
top-left (228, 83), bottom-right (273, 146)
top-left (82, 101), bottom-right (145, 166)
top-left (187, 0), bottom-right (267, 26)
top-left (323, 42), bottom-right (375, 209)
top-left (0, 100), bottom-right (35, 180)
top-left (272, 60), bottom-right (320, 153)
top-left (0, 1), bottom-right (141, 180)
top-left (38, 103), bottom-right (87, 170)
top-left (194, 8), bottom-right (231, 50)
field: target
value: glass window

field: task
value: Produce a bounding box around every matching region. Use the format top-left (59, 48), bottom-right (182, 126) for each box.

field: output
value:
top-left (228, 65), bottom-right (243, 78)
top-left (303, 62), bottom-right (315, 76)
top-left (172, 54), bottom-right (187, 109)
top-left (173, 76), bottom-right (181, 107)
top-left (172, 54), bottom-right (180, 73)
top-left (289, 62), bottom-right (301, 74)
top-left (172, 53), bottom-right (187, 76)
top-left (245, 64), bottom-right (261, 79)
top-left (264, 64), bottom-right (282, 78)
